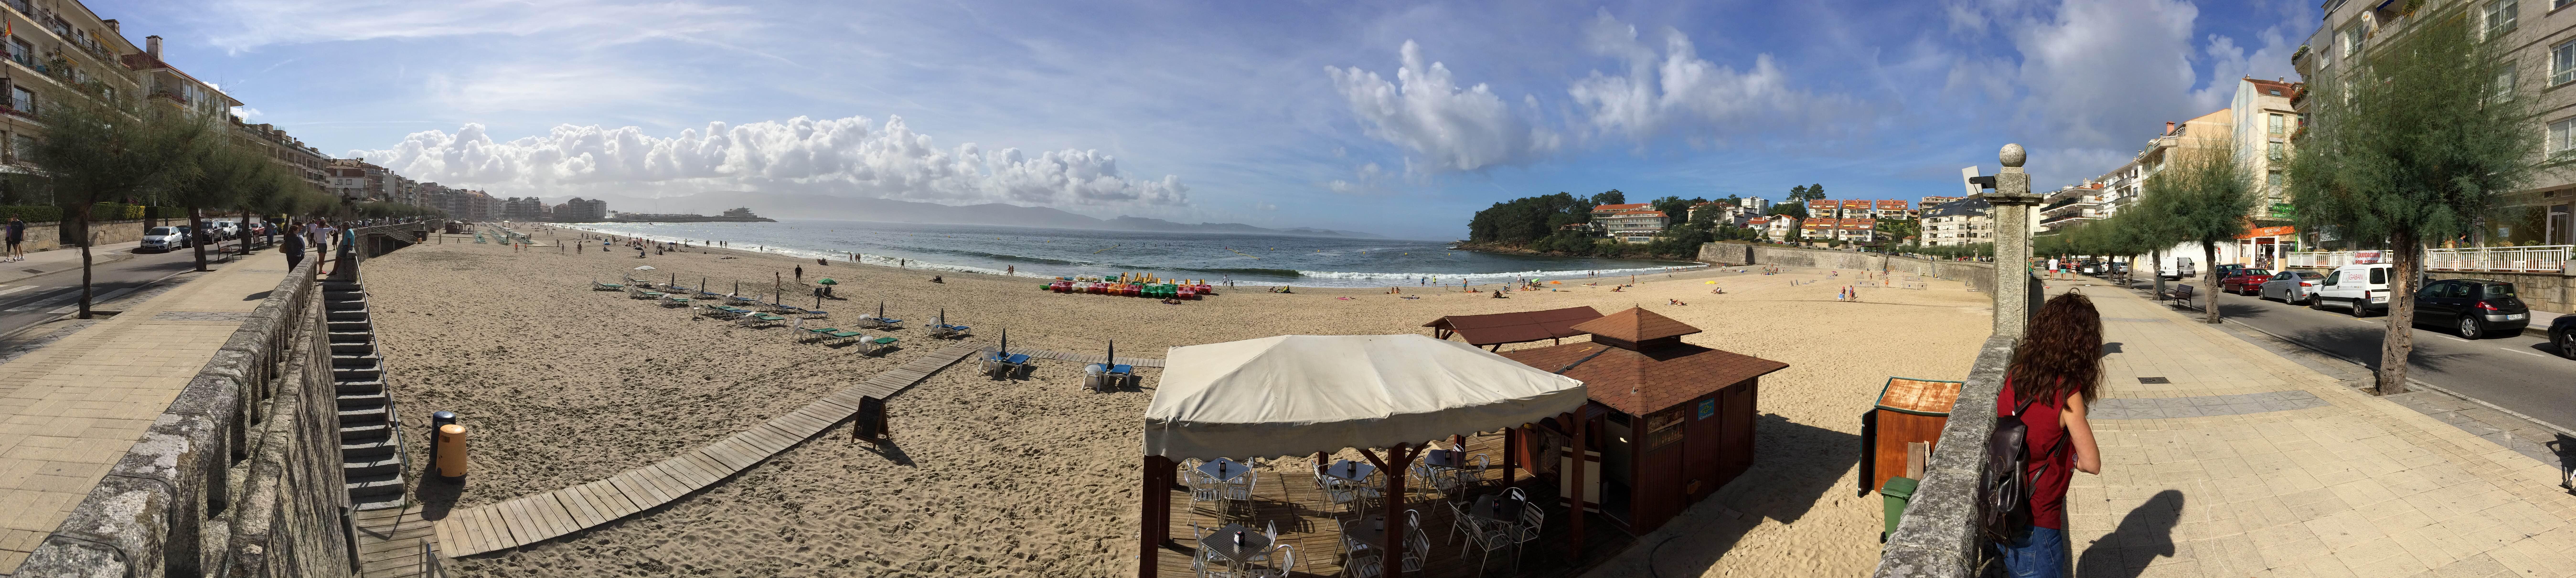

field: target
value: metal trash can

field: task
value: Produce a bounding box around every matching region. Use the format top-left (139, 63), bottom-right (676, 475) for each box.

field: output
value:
top-left (1879, 476), bottom-right (1918, 542)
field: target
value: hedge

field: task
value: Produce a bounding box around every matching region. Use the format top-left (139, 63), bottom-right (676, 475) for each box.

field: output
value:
top-left (0, 205), bottom-right (60, 223)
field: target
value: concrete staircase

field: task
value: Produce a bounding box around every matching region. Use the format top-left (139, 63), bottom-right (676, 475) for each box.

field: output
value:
top-left (325, 279), bottom-right (409, 511)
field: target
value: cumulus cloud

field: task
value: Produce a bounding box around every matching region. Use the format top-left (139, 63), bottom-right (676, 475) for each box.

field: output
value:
top-left (1566, 9), bottom-right (1840, 144)
top-left (1324, 162), bottom-right (1392, 195)
top-left (349, 115), bottom-right (1188, 206)
top-left (1326, 41), bottom-right (1561, 173)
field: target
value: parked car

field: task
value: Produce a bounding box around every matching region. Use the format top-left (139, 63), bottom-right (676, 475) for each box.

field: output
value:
top-left (2258, 271), bottom-right (2326, 305)
top-left (138, 226), bottom-right (191, 252)
top-left (2412, 278), bottom-right (2530, 339)
top-left (2160, 257), bottom-right (2195, 281)
top-left (2220, 268), bottom-right (2273, 295)
top-left (2314, 263), bottom-right (2393, 317)
top-left (2552, 314), bottom-right (2576, 359)
top-left (2210, 263), bottom-right (2245, 282)
top-left (2079, 259), bottom-right (2103, 275)
top-left (206, 221), bottom-right (241, 240)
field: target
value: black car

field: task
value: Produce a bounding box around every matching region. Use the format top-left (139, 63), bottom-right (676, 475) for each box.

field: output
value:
top-left (2412, 278), bottom-right (2530, 339)
top-left (2552, 314), bottom-right (2576, 360)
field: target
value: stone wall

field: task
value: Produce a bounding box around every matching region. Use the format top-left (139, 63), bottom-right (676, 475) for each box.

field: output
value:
top-left (1873, 333), bottom-right (2016, 577)
top-left (1699, 243), bottom-right (2003, 295)
top-left (14, 218), bottom-right (154, 252)
top-left (1698, 242), bottom-right (1752, 265)
top-left (14, 257), bottom-right (360, 578)
top-left (2284, 265), bottom-right (2574, 315)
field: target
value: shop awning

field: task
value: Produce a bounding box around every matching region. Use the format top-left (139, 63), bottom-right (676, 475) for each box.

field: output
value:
top-left (1142, 334), bottom-right (1588, 460)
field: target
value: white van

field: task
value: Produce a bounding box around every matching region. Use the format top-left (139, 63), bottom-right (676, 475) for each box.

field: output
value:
top-left (2159, 257), bottom-right (2195, 281)
top-left (2314, 263), bottom-right (2393, 317)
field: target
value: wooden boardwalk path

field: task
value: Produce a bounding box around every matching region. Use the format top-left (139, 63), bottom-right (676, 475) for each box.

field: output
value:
top-left (976, 345), bottom-right (1165, 368)
top-left (429, 344), bottom-right (982, 558)
top-left (354, 504), bottom-right (441, 577)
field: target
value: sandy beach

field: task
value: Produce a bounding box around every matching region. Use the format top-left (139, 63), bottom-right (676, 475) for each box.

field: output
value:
top-left (371, 223), bottom-right (1994, 577)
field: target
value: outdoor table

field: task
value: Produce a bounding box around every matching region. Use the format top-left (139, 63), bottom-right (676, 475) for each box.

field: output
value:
top-left (1323, 460), bottom-right (1376, 485)
top-left (1342, 515), bottom-right (1390, 554)
top-left (1422, 448), bottom-right (1467, 469)
top-left (1469, 494), bottom-right (1525, 527)
top-left (1199, 522), bottom-right (1273, 570)
top-left (1198, 457), bottom-right (1250, 484)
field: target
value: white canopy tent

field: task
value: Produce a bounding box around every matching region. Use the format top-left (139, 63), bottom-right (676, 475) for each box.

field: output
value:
top-left (1143, 334), bottom-right (1587, 460)
top-left (1136, 334), bottom-right (1587, 578)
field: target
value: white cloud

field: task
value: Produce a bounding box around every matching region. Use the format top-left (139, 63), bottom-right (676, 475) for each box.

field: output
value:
top-left (423, 64), bottom-right (695, 115)
top-left (230, 106), bottom-right (262, 120)
top-left (1566, 10), bottom-right (1839, 144)
top-left (1326, 41), bottom-right (1561, 173)
top-left (349, 115), bottom-right (1188, 206)
top-left (1324, 162), bottom-right (1392, 194)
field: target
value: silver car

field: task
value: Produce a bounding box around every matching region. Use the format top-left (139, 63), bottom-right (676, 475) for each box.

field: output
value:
top-left (2258, 270), bottom-right (2325, 305)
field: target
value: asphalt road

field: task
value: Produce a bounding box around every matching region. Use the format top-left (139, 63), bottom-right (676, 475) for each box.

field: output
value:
top-left (0, 242), bottom-right (253, 337)
top-left (2113, 277), bottom-right (2576, 430)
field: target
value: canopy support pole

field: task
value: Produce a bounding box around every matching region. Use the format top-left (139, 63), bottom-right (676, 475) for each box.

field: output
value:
top-left (1360, 444), bottom-right (1421, 578)
top-left (1570, 410), bottom-right (1588, 561)
top-left (1503, 427), bottom-right (1520, 490)
top-left (1138, 455), bottom-right (1174, 578)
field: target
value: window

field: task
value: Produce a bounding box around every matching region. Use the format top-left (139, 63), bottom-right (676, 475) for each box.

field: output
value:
top-left (2553, 118), bottom-right (2576, 154)
top-left (2268, 172), bottom-right (2284, 189)
top-left (9, 86), bottom-right (29, 115)
top-left (2368, 267), bottom-right (2386, 285)
top-left (2343, 24), bottom-right (2365, 58)
top-left (2268, 142), bottom-right (2285, 161)
top-left (2557, 41), bottom-right (2576, 85)
top-left (2269, 114), bottom-right (2286, 135)
top-left (2486, 0), bottom-right (2518, 38)
top-left (2419, 281), bottom-right (2447, 298)
top-left (2496, 62), bottom-right (2519, 101)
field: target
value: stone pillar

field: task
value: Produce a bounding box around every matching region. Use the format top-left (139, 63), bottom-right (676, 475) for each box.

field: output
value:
top-left (1977, 144), bottom-right (2043, 340)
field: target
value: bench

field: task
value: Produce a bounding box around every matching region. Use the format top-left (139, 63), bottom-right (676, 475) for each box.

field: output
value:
top-left (2160, 284), bottom-right (2196, 308)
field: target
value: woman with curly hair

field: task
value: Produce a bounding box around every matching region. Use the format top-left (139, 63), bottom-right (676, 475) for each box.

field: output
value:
top-left (1994, 291), bottom-right (2106, 577)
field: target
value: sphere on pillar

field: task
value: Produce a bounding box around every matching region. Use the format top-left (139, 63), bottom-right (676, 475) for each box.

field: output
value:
top-left (1999, 143), bottom-right (2026, 168)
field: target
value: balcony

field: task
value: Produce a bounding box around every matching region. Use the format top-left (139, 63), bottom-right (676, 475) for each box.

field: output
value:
top-left (2285, 246), bottom-right (2571, 273)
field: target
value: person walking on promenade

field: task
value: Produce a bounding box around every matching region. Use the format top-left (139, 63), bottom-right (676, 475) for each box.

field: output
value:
top-left (1993, 292), bottom-right (2105, 578)
top-left (282, 224), bottom-right (305, 270)
top-left (5, 216), bottom-right (23, 262)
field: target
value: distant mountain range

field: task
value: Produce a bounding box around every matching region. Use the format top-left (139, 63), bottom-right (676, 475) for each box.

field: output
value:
top-left (560, 191), bottom-right (1385, 239)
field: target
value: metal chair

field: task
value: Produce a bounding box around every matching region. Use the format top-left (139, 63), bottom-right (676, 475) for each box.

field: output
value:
top-left (1245, 544), bottom-right (1297, 578)
top-left (1400, 510), bottom-right (1430, 573)
top-left (1184, 469), bottom-right (1225, 518)
top-left (1445, 500), bottom-right (1483, 546)
top-left (1458, 502), bottom-right (1514, 577)
top-left (1511, 496), bottom-right (1547, 573)
top-left (1192, 525), bottom-right (1243, 578)
top-left (1222, 469), bottom-right (1260, 519)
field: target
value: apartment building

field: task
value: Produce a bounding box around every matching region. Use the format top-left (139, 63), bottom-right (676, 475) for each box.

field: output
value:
top-left (1839, 218), bottom-right (1879, 243)
top-left (1599, 208), bottom-right (1668, 243)
top-left (555, 197), bottom-right (609, 222)
top-left (123, 36), bottom-right (233, 119)
top-left (2039, 183), bottom-right (2110, 233)
top-left (1923, 197), bottom-right (1993, 247)
top-left (1804, 199), bottom-right (1840, 219)
top-left (0, 1), bottom-right (145, 167)
top-left (1589, 203), bottom-right (1650, 220)
top-left (501, 196), bottom-right (548, 221)
top-left (232, 117), bottom-right (330, 192)
top-left (1873, 199), bottom-right (1913, 220)
top-left (1919, 196), bottom-right (1962, 212)
top-left (2294, 0), bottom-right (2569, 246)
top-left (431, 187), bottom-right (498, 221)
top-left (2232, 77), bottom-right (2299, 223)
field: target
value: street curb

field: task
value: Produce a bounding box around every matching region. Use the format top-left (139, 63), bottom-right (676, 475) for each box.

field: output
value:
top-left (2218, 315), bottom-right (2576, 440)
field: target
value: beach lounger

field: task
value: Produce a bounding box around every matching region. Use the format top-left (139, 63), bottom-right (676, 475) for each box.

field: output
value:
top-left (593, 281), bottom-right (625, 291)
top-left (659, 293), bottom-right (693, 307)
top-left (799, 326), bottom-right (861, 345)
top-left (1104, 363), bottom-right (1135, 390)
top-left (736, 310), bottom-right (786, 327)
top-left (854, 336), bottom-right (899, 356)
top-left (860, 316), bottom-right (904, 330)
top-left (930, 323), bottom-right (971, 339)
top-left (628, 286), bottom-right (666, 300)
top-left (982, 351), bottom-right (1031, 379)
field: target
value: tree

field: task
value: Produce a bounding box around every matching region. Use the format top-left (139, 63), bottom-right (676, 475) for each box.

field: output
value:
top-left (2286, 11), bottom-right (2546, 394)
top-left (2140, 138), bottom-right (2260, 324)
top-left (1591, 190), bottom-right (1626, 206)
top-left (24, 85), bottom-right (198, 319)
top-left (1766, 203), bottom-right (1808, 219)
top-left (162, 111), bottom-right (259, 272)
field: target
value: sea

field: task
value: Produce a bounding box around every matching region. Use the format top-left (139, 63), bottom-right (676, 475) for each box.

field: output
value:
top-left (553, 219), bottom-right (1702, 288)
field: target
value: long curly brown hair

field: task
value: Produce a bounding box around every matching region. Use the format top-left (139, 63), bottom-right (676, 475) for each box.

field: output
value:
top-left (2008, 292), bottom-right (2103, 404)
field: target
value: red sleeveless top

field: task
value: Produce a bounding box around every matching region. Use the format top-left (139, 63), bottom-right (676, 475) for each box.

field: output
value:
top-left (1995, 377), bottom-right (2073, 530)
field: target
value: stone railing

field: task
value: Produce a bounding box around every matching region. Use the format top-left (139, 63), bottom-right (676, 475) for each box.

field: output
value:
top-left (1873, 333), bottom-right (2016, 577)
top-left (15, 256), bottom-right (360, 577)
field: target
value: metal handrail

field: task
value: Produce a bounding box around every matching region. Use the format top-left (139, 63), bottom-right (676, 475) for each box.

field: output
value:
top-left (2284, 245), bottom-right (2572, 273)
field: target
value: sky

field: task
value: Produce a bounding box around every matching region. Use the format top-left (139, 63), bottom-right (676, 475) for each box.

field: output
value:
top-left (93, 0), bottom-right (2314, 238)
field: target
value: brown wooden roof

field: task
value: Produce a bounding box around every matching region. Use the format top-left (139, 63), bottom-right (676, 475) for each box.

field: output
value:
top-left (1567, 307), bottom-right (1700, 343)
top-left (1500, 339), bottom-right (1789, 415)
top-left (1421, 306), bottom-right (1603, 346)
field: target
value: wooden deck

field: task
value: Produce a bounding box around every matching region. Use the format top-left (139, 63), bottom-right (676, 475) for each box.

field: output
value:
top-left (355, 504), bottom-right (443, 578)
top-left (1151, 433), bottom-right (1635, 578)
top-left (978, 345), bottom-right (1165, 368)
top-left (428, 344), bottom-right (982, 558)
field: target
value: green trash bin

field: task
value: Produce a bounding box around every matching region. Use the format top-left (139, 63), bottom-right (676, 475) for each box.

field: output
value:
top-left (1879, 475), bottom-right (1918, 542)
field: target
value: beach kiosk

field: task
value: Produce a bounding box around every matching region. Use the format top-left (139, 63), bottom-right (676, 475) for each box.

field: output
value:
top-left (1422, 306), bottom-right (1604, 350)
top-left (1859, 377), bottom-right (1962, 496)
top-left (1496, 307), bottom-right (1788, 536)
top-left (1137, 334), bottom-right (1588, 578)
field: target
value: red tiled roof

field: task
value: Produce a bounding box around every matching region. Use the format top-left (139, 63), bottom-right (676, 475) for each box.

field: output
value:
top-left (1613, 209), bottom-right (1665, 217)
top-left (1500, 339), bottom-right (1790, 415)
top-left (1569, 307), bottom-right (1701, 343)
top-left (1593, 203), bottom-right (1651, 211)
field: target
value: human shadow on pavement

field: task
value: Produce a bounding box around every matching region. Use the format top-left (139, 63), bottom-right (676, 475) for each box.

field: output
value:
top-left (2074, 489), bottom-right (2184, 578)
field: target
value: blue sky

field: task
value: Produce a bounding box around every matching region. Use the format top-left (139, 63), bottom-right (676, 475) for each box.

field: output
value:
top-left (95, 0), bottom-right (2311, 237)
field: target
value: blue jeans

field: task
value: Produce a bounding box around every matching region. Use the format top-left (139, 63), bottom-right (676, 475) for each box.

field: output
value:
top-left (1995, 525), bottom-right (2066, 578)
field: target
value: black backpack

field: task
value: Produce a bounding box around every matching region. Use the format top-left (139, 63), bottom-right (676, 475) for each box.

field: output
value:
top-left (1980, 391), bottom-right (2068, 542)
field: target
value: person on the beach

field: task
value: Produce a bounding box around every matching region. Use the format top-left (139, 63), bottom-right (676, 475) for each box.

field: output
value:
top-left (930, 275), bottom-right (943, 283)
top-left (1993, 292), bottom-right (2105, 578)
top-left (795, 265), bottom-right (803, 279)
top-left (1006, 265), bottom-right (1014, 275)
top-left (819, 258), bottom-right (828, 267)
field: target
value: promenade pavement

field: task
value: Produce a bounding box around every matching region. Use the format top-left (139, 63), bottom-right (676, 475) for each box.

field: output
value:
top-left (0, 250), bottom-right (292, 573)
top-left (2058, 278), bottom-right (2576, 578)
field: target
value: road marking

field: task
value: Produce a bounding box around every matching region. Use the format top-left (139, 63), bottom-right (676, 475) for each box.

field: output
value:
top-left (0, 285), bottom-right (40, 297)
top-left (4, 289), bottom-right (80, 312)
top-left (2501, 347), bottom-right (2550, 358)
